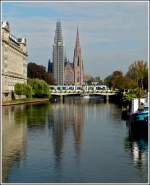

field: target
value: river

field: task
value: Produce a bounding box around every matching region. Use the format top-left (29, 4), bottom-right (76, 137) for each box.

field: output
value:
top-left (2, 96), bottom-right (148, 183)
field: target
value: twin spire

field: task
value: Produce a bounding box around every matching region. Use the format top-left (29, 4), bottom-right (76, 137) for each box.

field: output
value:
top-left (75, 27), bottom-right (80, 49)
top-left (54, 21), bottom-right (80, 49)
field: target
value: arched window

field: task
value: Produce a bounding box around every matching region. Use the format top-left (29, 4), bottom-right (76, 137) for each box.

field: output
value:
top-left (77, 56), bottom-right (80, 66)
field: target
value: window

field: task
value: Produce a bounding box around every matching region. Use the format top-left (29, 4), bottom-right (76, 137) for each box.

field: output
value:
top-left (77, 56), bottom-right (80, 66)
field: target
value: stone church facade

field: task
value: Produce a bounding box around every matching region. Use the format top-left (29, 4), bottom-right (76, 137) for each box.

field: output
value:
top-left (2, 21), bottom-right (28, 101)
top-left (64, 28), bottom-right (84, 85)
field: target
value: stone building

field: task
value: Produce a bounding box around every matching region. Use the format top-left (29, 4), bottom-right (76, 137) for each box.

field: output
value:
top-left (2, 21), bottom-right (28, 101)
top-left (64, 28), bottom-right (84, 85)
top-left (53, 21), bottom-right (64, 85)
top-left (64, 58), bottom-right (74, 85)
top-left (73, 28), bottom-right (84, 86)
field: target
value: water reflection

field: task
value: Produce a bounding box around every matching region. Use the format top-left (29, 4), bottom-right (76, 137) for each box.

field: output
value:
top-left (124, 128), bottom-right (148, 176)
top-left (2, 98), bottom-right (148, 183)
top-left (2, 105), bottom-right (27, 182)
top-left (47, 100), bottom-right (84, 168)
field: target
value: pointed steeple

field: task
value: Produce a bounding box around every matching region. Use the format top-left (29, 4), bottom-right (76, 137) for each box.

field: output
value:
top-left (75, 27), bottom-right (80, 49)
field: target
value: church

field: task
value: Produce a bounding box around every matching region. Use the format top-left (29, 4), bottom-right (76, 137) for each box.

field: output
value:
top-left (48, 27), bottom-right (84, 86)
top-left (64, 28), bottom-right (84, 86)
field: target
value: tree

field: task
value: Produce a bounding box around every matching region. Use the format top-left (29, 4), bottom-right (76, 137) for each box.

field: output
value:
top-left (28, 79), bottom-right (50, 98)
top-left (104, 75), bottom-right (112, 88)
top-left (84, 74), bottom-right (93, 85)
top-left (122, 76), bottom-right (138, 89)
top-left (126, 60), bottom-right (148, 89)
top-left (14, 83), bottom-right (32, 98)
top-left (112, 70), bottom-right (124, 89)
top-left (24, 84), bottom-right (32, 98)
top-left (14, 83), bottom-right (24, 95)
top-left (94, 76), bottom-right (103, 85)
top-left (27, 62), bottom-right (54, 85)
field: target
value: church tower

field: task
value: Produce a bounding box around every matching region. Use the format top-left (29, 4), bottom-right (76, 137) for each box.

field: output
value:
top-left (73, 28), bottom-right (84, 85)
top-left (53, 21), bottom-right (64, 85)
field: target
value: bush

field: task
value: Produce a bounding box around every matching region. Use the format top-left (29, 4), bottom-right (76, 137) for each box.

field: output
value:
top-left (14, 83), bottom-right (32, 98)
top-left (24, 84), bottom-right (32, 98)
top-left (14, 83), bottom-right (24, 95)
top-left (28, 78), bottom-right (50, 98)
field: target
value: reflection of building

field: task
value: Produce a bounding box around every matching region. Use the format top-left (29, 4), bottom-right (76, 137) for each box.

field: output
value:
top-left (48, 100), bottom-right (85, 165)
top-left (2, 106), bottom-right (27, 182)
top-left (2, 21), bottom-right (28, 101)
top-left (53, 21), bottom-right (64, 85)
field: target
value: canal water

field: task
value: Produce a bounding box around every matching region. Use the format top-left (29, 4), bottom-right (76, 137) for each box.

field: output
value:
top-left (2, 97), bottom-right (148, 183)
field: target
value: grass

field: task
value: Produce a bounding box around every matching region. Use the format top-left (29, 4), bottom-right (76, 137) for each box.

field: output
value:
top-left (2, 98), bottom-right (50, 106)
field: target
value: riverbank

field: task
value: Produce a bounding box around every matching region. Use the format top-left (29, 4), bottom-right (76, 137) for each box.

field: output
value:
top-left (2, 98), bottom-right (50, 106)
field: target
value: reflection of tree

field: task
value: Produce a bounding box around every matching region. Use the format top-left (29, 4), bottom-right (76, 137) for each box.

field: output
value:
top-left (2, 106), bottom-right (27, 182)
top-left (26, 103), bottom-right (51, 128)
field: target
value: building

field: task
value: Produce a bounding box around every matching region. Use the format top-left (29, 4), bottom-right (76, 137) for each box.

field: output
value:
top-left (53, 21), bottom-right (64, 85)
top-left (2, 21), bottom-right (28, 101)
top-left (64, 58), bottom-right (74, 85)
top-left (64, 28), bottom-right (84, 85)
top-left (48, 59), bottom-right (53, 74)
top-left (73, 28), bottom-right (84, 86)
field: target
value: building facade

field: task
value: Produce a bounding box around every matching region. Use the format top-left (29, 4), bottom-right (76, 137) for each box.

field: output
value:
top-left (2, 21), bottom-right (28, 101)
top-left (73, 28), bottom-right (84, 86)
top-left (64, 58), bottom-right (74, 85)
top-left (64, 28), bottom-right (84, 85)
top-left (53, 21), bottom-right (64, 85)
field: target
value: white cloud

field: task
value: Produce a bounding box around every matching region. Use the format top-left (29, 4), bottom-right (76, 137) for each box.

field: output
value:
top-left (2, 1), bottom-right (148, 78)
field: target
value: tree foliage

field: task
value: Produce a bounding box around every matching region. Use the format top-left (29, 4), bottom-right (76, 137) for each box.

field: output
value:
top-left (14, 83), bottom-right (24, 95)
top-left (104, 75), bottom-right (112, 88)
top-left (126, 60), bottom-right (148, 89)
top-left (28, 78), bottom-right (50, 98)
top-left (14, 83), bottom-right (32, 98)
top-left (112, 70), bottom-right (124, 89)
top-left (27, 62), bottom-right (54, 85)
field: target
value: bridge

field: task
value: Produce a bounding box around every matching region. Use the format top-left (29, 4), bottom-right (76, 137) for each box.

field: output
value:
top-left (49, 85), bottom-right (118, 97)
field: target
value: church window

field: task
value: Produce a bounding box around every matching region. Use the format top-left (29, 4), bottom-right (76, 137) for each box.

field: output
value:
top-left (77, 56), bottom-right (80, 66)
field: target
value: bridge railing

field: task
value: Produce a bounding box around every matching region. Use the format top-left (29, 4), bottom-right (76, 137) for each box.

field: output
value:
top-left (49, 85), bottom-right (119, 94)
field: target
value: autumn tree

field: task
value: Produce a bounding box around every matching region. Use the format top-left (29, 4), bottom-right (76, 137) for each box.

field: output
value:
top-left (126, 60), bottom-right (148, 89)
top-left (111, 70), bottom-right (124, 89)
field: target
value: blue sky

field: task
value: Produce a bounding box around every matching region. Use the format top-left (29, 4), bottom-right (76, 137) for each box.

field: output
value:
top-left (2, 2), bottom-right (148, 78)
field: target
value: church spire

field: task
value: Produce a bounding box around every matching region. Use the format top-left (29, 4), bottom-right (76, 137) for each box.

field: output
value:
top-left (75, 27), bottom-right (80, 49)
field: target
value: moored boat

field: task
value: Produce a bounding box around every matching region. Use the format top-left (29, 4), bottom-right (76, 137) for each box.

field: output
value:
top-left (129, 103), bottom-right (148, 137)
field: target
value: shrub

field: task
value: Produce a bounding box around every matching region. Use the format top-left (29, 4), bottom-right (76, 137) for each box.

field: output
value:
top-left (28, 78), bottom-right (50, 98)
top-left (24, 84), bottom-right (32, 98)
top-left (14, 83), bottom-right (32, 98)
top-left (14, 83), bottom-right (24, 95)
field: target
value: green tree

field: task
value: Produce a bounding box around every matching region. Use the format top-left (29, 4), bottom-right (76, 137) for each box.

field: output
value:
top-left (104, 75), bottom-right (112, 88)
top-left (14, 83), bottom-right (24, 95)
top-left (28, 78), bottom-right (50, 98)
top-left (15, 83), bottom-right (32, 98)
top-left (24, 84), bottom-right (32, 98)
